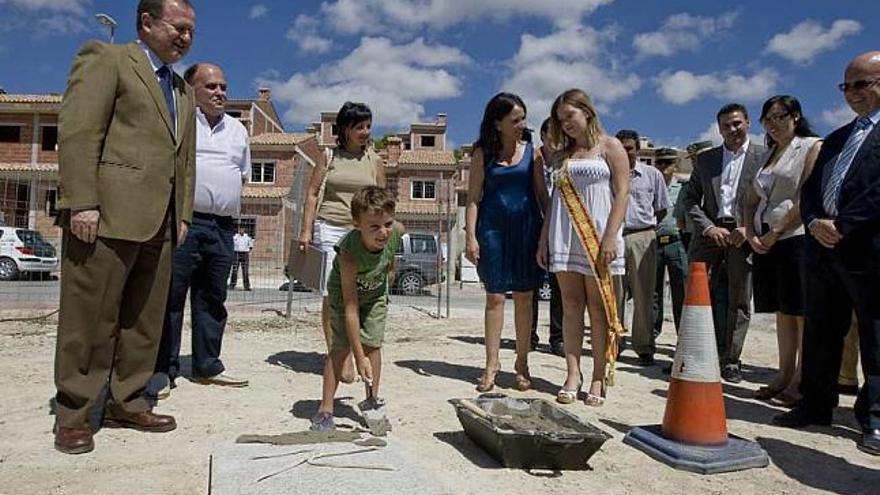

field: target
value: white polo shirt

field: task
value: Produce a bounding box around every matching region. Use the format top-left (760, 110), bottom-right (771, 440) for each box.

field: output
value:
top-left (193, 109), bottom-right (251, 217)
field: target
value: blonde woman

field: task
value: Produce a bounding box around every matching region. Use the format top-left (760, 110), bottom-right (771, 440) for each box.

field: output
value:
top-left (538, 89), bottom-right (629, 406)
top-left (299, 102), bottom-right (385, 383)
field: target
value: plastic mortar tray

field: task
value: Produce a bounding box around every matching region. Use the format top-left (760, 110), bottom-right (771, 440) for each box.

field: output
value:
top-left (449, 395), bottom-right (611, 470)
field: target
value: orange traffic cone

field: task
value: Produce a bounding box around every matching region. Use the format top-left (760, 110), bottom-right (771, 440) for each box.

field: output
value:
top-left (623, 262), bottom-right (768, 474)
top-left (662, 262), bottom-right (727, 445)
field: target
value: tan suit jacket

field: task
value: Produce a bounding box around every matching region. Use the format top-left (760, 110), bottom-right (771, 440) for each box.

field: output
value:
top-left (57, 41), bottom-right (195, 242)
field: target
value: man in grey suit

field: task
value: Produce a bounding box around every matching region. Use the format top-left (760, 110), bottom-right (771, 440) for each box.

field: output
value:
top-left (681, 103), bottom-right (765, 383)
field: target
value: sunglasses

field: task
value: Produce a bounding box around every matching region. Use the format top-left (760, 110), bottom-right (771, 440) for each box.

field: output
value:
top-left (838, 79), bottom-right (877, 92)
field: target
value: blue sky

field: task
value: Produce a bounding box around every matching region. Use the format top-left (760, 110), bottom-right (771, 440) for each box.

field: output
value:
top-left (0, 0), bottom-right (875, 149)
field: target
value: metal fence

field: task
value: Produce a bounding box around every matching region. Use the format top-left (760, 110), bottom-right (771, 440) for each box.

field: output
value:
top-left (0, 168), bottom-right (459, 319)
top-left (1, 169), bottom-right (62, 313)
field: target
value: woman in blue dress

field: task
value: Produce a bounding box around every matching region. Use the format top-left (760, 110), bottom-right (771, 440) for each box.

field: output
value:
top-left (465, 92), bottom-right (547, 392)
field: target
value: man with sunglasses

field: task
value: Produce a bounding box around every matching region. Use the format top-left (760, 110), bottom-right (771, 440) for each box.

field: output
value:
top-left (774, 51), bottom-right (880, 457)
top-left (53, 0), bottom-right (196, 454)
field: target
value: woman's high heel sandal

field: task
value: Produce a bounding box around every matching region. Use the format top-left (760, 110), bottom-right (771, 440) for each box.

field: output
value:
top-left (513, 363), bottom-right (532, 391)
top-left (476, 369), bottom-right (498, 393)
top-left (584, 380), bottom-right (606, 407)
top-left (557, 373), bottom-right (583, 405)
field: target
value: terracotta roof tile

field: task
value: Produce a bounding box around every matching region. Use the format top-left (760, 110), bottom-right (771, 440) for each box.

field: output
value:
top-left (0, 162), bottom-right (58, 172)
top-left (395, 202), bottom-right (447, 215)
top-left (241, 186), bottom-right (288, 198)
top-left (250, 132), bottom-right (313, 146)
top-left (0, 94), bottom-right (62, 104)
top-left (398, 150), bottom-right (456, 166)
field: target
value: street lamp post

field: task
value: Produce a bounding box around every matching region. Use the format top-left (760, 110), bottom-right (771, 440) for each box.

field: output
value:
top-left (95, 13), bottom-right (118, 43)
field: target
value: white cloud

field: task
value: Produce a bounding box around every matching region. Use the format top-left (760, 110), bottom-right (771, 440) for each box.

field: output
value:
top-left (765, 19), bottom-right (861, 65)
top-left (0, 0), bottom-right (88, 13)
top-left (286, 15), bottom-right (333, 53)
top-left (633, 11), bottom-right (738, 58)
top-left (820, 103), bottom-right (856, 128)
top-left (502, 24), bottom-right (641, 122)
top-left (656, 69), bottom-right (778, 105)
top-left (317, 0), bottom-right (613, 36)
top-left (0, 0), bottom-right (91, 37)
top-left (249, 5), bottom-right (268, 19)
top-left (258, 37), bottom-right (470, 128)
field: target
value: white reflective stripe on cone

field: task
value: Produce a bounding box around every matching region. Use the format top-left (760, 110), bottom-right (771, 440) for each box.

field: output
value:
top-left (670, 306), bottom-right (720, 383)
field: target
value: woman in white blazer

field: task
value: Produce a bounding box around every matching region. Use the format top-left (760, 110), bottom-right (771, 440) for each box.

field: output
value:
top-left (744, 95), bottom-right (822, 406)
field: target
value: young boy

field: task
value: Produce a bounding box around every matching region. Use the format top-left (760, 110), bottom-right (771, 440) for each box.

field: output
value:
top-left (311, 186), bottom-right (404, 431)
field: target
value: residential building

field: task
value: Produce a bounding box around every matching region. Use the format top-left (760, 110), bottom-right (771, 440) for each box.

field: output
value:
top-left (0, 88), bottom-right (321, 282)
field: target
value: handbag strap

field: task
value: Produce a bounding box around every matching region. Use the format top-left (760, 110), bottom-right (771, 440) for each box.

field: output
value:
top-left (316, 147), bottom-right (334, 211)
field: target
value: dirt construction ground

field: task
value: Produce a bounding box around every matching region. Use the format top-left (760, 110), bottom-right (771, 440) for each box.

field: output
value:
top-left (0, 305), bottom-right (878, 494)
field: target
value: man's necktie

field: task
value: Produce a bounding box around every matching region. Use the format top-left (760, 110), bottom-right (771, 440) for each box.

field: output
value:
top-left (823, 117), bottom-right (872, 216)
top-left (156, 65), bottom-right (176, 135)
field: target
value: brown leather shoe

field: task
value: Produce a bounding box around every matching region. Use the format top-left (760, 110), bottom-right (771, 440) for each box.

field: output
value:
top-left (54, 427), bottom-right (94, 455)
top-left (104, 409), bottom-right (177, 432)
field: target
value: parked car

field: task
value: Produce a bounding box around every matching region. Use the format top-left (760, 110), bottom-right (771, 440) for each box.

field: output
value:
top-left (392, 231), bottom-right (444, 296)
top-left (0, 227), bottom-right (59, 281)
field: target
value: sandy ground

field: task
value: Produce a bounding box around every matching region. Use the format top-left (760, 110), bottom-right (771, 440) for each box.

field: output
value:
top-left (0, 304), bottom-right (878, 495)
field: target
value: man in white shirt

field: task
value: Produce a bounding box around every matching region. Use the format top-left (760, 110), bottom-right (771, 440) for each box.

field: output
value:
top-left (153, 62), bottom-right (250, 396)
top-left (680, 103), bottom-right (765, 383)
top-left (614, 129), bottom-right (670, 367)
top-left (230, 228), bottom-right (253, 290)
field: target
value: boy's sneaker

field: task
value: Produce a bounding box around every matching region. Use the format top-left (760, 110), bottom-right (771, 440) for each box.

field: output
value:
top-left (310, 412), bottom-right (335, 432)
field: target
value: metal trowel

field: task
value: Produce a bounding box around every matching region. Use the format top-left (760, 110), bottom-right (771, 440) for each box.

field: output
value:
top-left (358, 379), bottom-right (391, 436)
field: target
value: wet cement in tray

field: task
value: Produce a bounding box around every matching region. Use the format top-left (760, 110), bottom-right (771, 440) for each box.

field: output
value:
top-left (490, 412), bottom-right (579, 434)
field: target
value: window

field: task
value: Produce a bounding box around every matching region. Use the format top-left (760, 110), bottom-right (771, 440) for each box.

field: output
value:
top-left (226, 110), bottom-right (242, 119)
top-left (251, 162), bottom-right (275, 184)
top-left (409, 234), bottom-right (437, 255)
top-left (420, 135), bottom-right (435, 147)
top-left (330, 124), bottom-right (339, 136)
top-left (0, 125), bottom-right (21, 143)
top-left (235, 217), bottom-right (257, 239)
top-left (41, 126), bottom-right (58, 151)
top-left (411, 180), bottom-right (436, 200)
top-left (45, 189), bottom-right (58, 216)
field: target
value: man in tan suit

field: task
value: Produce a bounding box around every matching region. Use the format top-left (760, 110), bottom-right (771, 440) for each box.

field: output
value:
top-left (53, 0), bottom-right (196, 454)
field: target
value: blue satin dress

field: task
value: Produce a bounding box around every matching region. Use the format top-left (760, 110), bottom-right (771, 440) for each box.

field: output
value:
top-left (476, 142), bottom-right (543, 293)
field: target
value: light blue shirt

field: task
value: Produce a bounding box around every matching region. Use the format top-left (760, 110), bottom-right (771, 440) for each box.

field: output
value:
top-left (625, 163), bottom-right (671, 229)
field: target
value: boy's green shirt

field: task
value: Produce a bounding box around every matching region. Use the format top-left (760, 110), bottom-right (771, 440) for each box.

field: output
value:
top-left (327, 227), bottom-right (403, 303)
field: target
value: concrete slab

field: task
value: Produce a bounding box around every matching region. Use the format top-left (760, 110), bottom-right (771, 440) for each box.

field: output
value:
top-left (209, 438), bottom-right (453, 495)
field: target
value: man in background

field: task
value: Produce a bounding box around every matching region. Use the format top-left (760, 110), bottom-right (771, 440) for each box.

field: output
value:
top-left (615, 129), bottom-right (670, 367)
top-left (230, 226), bottom-right (253, 290)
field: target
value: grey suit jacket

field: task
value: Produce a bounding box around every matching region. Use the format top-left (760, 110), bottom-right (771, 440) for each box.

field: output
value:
top-left (681, 141), bottom-right (765, 260)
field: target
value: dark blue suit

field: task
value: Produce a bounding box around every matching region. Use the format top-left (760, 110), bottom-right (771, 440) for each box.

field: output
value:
top-left (800, 116), bottom-right (880, 430)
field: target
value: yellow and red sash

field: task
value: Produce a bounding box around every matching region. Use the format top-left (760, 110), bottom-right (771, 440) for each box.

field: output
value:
top-left (556, 159), bottom-right (625, 385)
